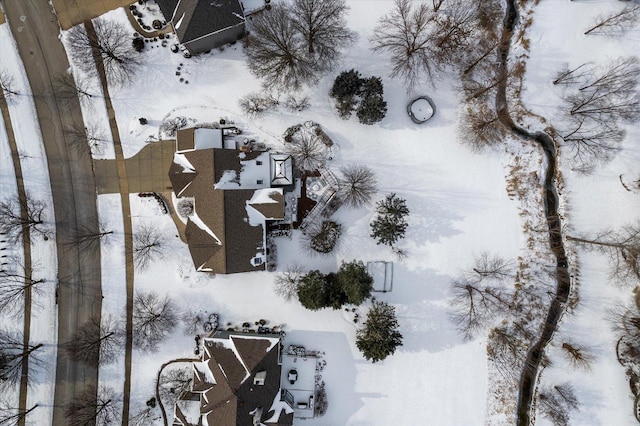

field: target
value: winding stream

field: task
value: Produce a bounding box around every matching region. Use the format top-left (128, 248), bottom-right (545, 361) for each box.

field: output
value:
top-left (495, 1), bottom-right (572, 425)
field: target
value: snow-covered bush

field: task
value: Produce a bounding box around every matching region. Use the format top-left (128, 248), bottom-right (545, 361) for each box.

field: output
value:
top-left (303, 220), bottom-right (342, 254)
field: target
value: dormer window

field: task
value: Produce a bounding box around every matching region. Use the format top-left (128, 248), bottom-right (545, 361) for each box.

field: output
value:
top-left (256, 160), bottom-right (263, 165)
top-left (257, 179), bottom-right (263, 185)
top-left (253, 371), bottom-right (266, 385)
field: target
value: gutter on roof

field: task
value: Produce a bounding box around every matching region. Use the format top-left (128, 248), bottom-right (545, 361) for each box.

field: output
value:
top-left (183, 21), bottom-right (245, 45)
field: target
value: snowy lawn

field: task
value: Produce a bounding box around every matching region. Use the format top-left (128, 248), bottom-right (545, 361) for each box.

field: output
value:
top-left (97, 2), bottom-right (526, 424)
top-left (522, 1), bottom-right (640, 424)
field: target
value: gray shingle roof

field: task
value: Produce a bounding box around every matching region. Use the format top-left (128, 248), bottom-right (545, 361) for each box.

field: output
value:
top-left (171, 0), bottom-right (245, 44)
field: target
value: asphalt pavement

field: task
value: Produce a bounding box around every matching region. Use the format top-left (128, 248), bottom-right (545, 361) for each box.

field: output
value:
top-left (2, 1), bottom-right (102, 423)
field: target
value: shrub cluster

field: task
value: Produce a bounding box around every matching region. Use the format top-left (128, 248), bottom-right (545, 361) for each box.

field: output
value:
top-left (330, 69), bottom-right (388, 124)
top-left (297, 260), bottom-right (373, 310)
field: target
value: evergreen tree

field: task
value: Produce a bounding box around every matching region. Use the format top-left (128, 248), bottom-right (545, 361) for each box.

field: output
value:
top-left (297, 270), bottom-right (329, 310)
top-left (330, 69), bottom-right (363, 100)
top-left (325, 272), bottom-right (348, 310)
top-left (370, 194), bottom-right (409, 246)
top-left (356, 301), bottom-right (403, 363)
top-left (356, 94), bottom-right (388, 125)
top-left (336, 260), bottom-right (373, 305)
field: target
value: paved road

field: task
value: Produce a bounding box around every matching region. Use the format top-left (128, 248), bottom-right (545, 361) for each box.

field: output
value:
top-left (2, 1), bottom-right (102, 423)
top-left (0, 71), bottom-right (34, 426)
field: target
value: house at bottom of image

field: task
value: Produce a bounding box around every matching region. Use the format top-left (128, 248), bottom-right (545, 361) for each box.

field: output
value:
top-left (169, 127), bottom-right (300, 274)
top-left (172, 331), bottom-right (294, 425)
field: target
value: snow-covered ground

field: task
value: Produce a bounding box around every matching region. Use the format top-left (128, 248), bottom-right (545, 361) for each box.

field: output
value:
top-left (522, 1), bottom-right (639, 425)
top-left (0, 22), bottom-right (58, 425)
top-left (99, 3), bottom-right (523, 425)
top-left (1, 0), bottom-right (636, 424)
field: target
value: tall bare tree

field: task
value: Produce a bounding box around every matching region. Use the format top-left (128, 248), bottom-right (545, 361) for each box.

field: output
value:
top-left (284, 129), bottom-right (327, 172)
top-left (291, 0), bottom-right (356, 72)
top-left (370, 0), bottom-right (475, 90)
top-left (245, 4), bottom-right (317, 91)
top-left (584, 4), bottom-right (640, 35)
top-left (537, 383), bottom-right (579, 426)
top-left (66, 18), bottom-right (141, 87)
top-left (567, 222), bottom-right (640, 286)
top-left (338, 164), bottom-right (377, 208)
top-left (0, 258), bottom-right (45, 316)
top-left (450, 252), bottom-right (515, 339)
top-left (274, 263), bottom-right (304, 302)
top-left (133, 291), bottom-right (178, 351)
top-left (245, 1), bottom-right (355, 91)
top-left (64, 385), bottom-right (120, 426)
top-left (158, 367), bottom-right (192, 408)
top-left (0, 330), bottom-right (43, 390)
top-left (556, 57), bottom-right (640, 172)
top-left (54, 72), bottom-right (98, 102)
top-left (0, 69), bottom-right (19, 101)
top-left (64, 314), bottom-right (124, 366)
top-left (133, 224), bottom-right (166, 270)
top-left (0, 195), bottom-right (48, 243)
top-left (67, 220), bottom-right (112, 252)
top-left (0, 402), bottom-right (39, 426)
top-left (64, 122), bottom-right (111, 156)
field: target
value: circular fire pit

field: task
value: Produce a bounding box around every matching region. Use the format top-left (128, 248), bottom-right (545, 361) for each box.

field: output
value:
top-left (407, 96), bottom-right (436, 124)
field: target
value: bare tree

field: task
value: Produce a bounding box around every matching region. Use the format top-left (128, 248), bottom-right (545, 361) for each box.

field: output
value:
top-left (64, 314), bottom-right (124, 366)
top-left (559, 117), bottom-right (624, 173)
top-left (133, 291), bottom-right (178, 351)
top-left (487, 325), bottom-right (527, 380)
top-left (557, 57), bottom-right (640, 171)
top-left (129, 406), bottom-right (160, 426)
top-left (53, 72), bottom-right (98, 102)
top-left (64, 385), bottom-right (120, 426)
top-left (66, 18), bottom-right (141, 87)
top-left (567, 222), bottom-right (640, 286)
top-left (245, 4), bottom-right (316, 91)
top-left (560, 342), bottom-right (593, 370)
top-left (284, 130), bottom-right (327, 172)
top-left (0, 402), bottom-right (39, 426)
top-left (584, 4), bottom-right (640, 35)
top-left (338, 164), bottom-right (377, 208)
top-left (0, 195), bottom-right (48, 243)
top-left (238, 91), bottom-right (279, 117)
top-left (67, 220), bottom-right (112, 253)
top-left (133, 224), bottom-right (166, 270)
top-left (274, 263), bottom-right (304, 302)
top-left (290, 0), bottom-right (356, 73)
top-left (0, 330), bottom-right (43, 389)
top-left (450, 252), bottom-right (515, 339)
top-left (537, 383), bottom-right (579, 426)
top-left (245, 0), bottom-right (354, 92)
top-left (176, 199), bottom-right (194, 218)
top-left (370, 0), bottom-right (475, 90)
top-left (459, 101), bottom-right (505, 151)
top-left (158, 366), bottom-right (192, 408)
top-left (181, 310), bottom-right (218, 336)
top-left (64, 122), bottom-right (110, 156)
top-left (0, 258), bottom-right (46, 316)
top-left (0, 69), bottom-right (19, 101)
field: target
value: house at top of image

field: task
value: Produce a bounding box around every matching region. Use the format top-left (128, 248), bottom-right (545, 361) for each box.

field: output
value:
top-left (156, 0), bottom-right (246, 54)
top-left (172, 330), bottom-right (295, 426)
top-left (168, 126), bottom-right (300, 274)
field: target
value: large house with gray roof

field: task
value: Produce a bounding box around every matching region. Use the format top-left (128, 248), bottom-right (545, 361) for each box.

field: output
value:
top-left (168, 127), bottom-right (298, 274)
top-left (172, 331), bottom-right (294, 426)
top-left (156, 0), bottom-right (246, 54)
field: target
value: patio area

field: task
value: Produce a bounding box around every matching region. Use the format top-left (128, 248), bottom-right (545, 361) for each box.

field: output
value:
top-left (281, 345), bottom-right (319, 419)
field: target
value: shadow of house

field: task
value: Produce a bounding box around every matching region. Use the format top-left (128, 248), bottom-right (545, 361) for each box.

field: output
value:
top-left (168, 127), bottom-right (298, 274)
top-left (173, 331), bottom-right (294, 426)
top-left (156, 0), bottom-right (246, 55)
